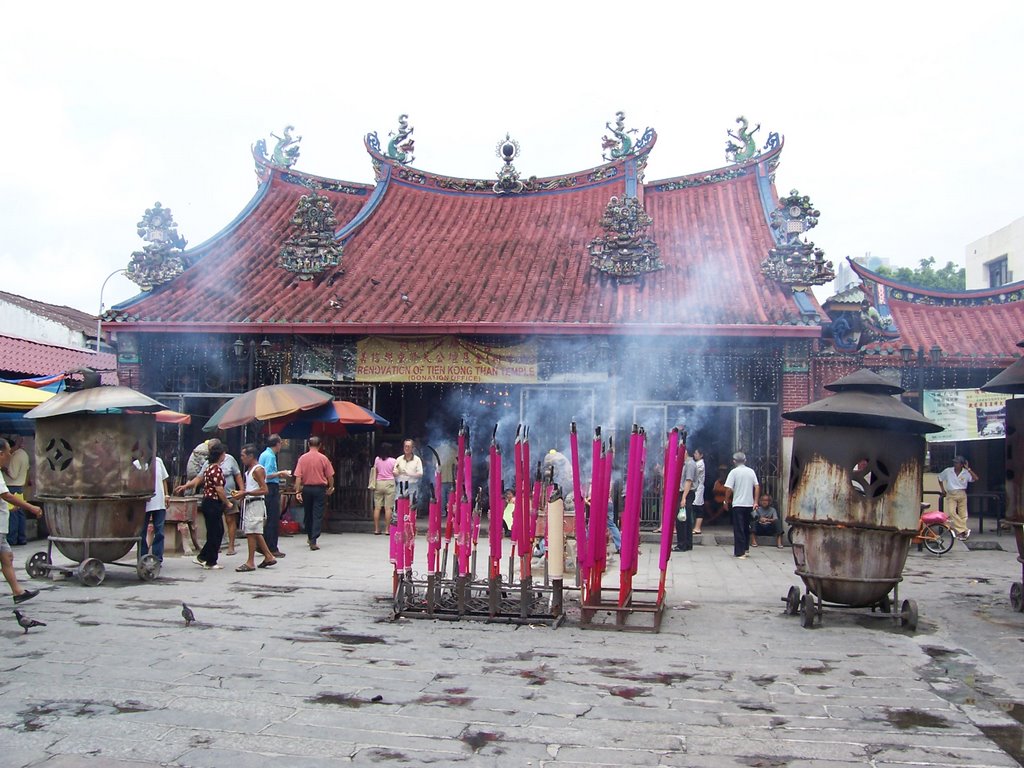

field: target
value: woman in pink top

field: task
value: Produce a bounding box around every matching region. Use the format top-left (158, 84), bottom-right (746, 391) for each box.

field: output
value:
top-left (372, 443), bottom-right (397, 534)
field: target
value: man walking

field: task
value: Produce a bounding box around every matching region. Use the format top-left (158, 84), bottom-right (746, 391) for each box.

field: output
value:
top-left (0, 437), bottom-right (42, 603)
top-left (725, 451), bottom-right (759, 559)
top-left (232, 445), bottom-right (277, 572)
top-left (294, 437), bottom-right (334, 551)
top-left (259, 435), bottom-right (290, 558)
top-left (3, 435), bottom-right (31, 546)
top-left (937, 456), bottom-right (979, 541)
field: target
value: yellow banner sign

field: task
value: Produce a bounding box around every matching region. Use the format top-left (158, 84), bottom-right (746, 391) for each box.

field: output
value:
top-left (356, 337), bottom-right (538, 383)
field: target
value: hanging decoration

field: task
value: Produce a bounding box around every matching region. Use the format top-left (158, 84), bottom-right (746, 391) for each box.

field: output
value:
top-left (386, 114), bottom-right (415, 166)
top-left (761, 190), bottom-right (835, 286)
top-left (125, 202), bottom-right (187, 291)
top-left (493, 134), bottom-right (525, 195)
top-left (277, 193), bottom-right (343, 280)
top-left (724, 116), bottom-right (761, 164)
top-left (587, 196), bottom-right (664, 283)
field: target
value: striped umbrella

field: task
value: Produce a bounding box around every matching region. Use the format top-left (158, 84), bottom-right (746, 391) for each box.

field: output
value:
top-left (202, 384), bottom-right (332, 431)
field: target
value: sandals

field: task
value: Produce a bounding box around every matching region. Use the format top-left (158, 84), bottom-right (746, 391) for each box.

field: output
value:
top-left (258, 559), bottom-right (277, 569)
top-left (235, 564), bottom-right (255, 572)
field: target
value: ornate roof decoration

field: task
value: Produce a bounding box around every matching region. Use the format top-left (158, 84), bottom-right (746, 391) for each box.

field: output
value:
top-left (252, 126), bottom-right (302, 181)
top-left (887, 286), bottom-right (1024, 308)
top-left (386, 114), bottom-right (415, 166)
top-left (761, 190), bottom-right (835, 286)
top-left (494, 134), bottom-right (525, 195)
top-left (277, 193), bottom-right (343, 280)
top-left (271, 126), bottom-right (301, 167)
top-left (725, 116), bottom-right (762, 164)
top-left (601, 111), bottom-right (654, 161)
top-left (588, 196), bottom-right (664, 283)
top-left (125, 202), bottom-right (187, 291)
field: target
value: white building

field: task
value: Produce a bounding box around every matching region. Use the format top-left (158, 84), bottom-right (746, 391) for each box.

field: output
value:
top-left (965, 215), bottom-right (1024, 289)
top-left (0, 290), bottom-right (97, 349)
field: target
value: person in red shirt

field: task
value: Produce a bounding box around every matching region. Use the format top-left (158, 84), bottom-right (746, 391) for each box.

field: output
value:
top-left (294, 437), bottom-right (335, 551)
top-left (193, 442), bottom-right (229, 569)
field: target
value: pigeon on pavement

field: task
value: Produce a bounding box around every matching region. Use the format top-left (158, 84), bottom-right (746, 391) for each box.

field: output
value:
top-left (13, 610), bottom-right (45, 634)
top-left (181, 602), bottom-right (196, 627)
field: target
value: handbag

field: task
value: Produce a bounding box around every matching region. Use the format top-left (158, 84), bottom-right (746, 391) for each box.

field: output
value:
top-left (367, 466), bottom-right (377, 489)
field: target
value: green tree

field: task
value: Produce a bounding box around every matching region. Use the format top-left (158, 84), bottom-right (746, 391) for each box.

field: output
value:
top-left (876, 257), bottom-right (965, 291)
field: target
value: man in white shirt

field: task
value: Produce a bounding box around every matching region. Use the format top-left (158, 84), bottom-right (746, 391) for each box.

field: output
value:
top-left (394, 439), bottom-right (424, 497)
top-left (725, 451), bottom-right (759, 559)
top-left (3, 435), bottom-right (31, 546)
top-left (937, 456), bottom-right (979, 540)
top-left (138, 456), bottom-right (170, 562)
top-left (0, 438), bottom-right (42, 603)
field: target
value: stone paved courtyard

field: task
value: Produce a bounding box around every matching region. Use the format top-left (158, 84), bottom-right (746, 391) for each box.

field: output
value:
top-left (2, 529), bottom-right (1023, 767)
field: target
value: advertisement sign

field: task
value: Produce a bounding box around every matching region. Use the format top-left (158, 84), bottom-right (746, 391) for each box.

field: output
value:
top-left (355, 336), bottom-right (537, 383)
top-left (923, 388), bottom-right (1010, 443)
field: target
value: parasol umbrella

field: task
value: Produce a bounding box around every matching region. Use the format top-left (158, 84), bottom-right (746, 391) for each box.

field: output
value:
top-left (127, 409), bottom-right (192, 424)
top-left (202, 384), bottom-right (333, 432)
top-left (269, 400), bottom-right (389, 439)
top-left (25, 385), bottom-right (165, 419)
top-left (0, 382), bottom-right (54, 410)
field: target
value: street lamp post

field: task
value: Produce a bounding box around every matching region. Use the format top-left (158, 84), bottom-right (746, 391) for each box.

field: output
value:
top-left (233, 337), bottom-right (271, 391)
top-left (900, 343), bottom-right (943, 412)
top-left (96, 268), bottom-right (128, 352)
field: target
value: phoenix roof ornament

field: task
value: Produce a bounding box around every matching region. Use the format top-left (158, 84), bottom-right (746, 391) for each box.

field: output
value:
top-left (270, 126), bottom-right (302, 168)
top-left (125, 202), bottom-right (187, 291)
top-left (601, 111), bottom-right (640, 161)
top-left (725, 116), bottom-right (761, 164)
top-left (277, 193), bottom-right (343, 280)
top-left (387, 114), bottom-right (415, 166)
top-left (761, 190), bottom-right (835, 286)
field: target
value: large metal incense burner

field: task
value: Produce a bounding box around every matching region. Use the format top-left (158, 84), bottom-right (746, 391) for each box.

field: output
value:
top-left (782, 369), bottom-right (942, 629)
top-left (24, 382), bottom-right (165, 586)
top-left (982, 341), bottom-right (1024, 612)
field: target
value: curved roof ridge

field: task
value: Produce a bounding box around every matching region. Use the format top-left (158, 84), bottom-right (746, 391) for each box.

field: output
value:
top-left (253, 150), bottom-right (374, 193)
top-left (851, 258), bottom-right (1024, 300)
top-left (646, 137), bottom-right (784, 190)
top-left (362, 130), bottom-right (656, 196)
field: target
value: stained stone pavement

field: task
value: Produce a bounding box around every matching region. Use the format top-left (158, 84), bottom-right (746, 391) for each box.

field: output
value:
top-left (1, 528), bottom-right (1023, 767)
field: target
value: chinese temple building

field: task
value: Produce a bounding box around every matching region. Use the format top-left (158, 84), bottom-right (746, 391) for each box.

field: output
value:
top-left (816, 260), bottom-right (1024, 517)
top-left (105, 115), bottom-right (839, 522)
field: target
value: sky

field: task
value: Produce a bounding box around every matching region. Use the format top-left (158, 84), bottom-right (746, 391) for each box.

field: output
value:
top-left (1, 1), bottom-right (1021, 316)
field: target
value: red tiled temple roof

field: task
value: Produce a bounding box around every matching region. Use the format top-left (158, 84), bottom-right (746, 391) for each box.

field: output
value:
top-left (851, 260), bottom-right (1024, 360)
top-left (0, 334), bottom-right (118, 383)
top-left (109, 133), bottom-right (822, 338)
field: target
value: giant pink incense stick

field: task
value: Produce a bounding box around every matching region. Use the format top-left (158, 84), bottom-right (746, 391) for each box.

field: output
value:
top-left (569, 423), bottom-right (588, 581)
top-left (427, 451), bottom-right (442, 574)
top-left (658, 428), bottom-right (682, 572)
top-left (488, 429), bottom-right (503, 577)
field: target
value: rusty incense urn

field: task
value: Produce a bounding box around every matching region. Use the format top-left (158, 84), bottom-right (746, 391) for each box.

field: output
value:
top-left (784, 369), bottom-right (942, 609)
top-left (26, 385), bottom-right (163, 564)
top-left (981, 341), bottom-right (1024, 611)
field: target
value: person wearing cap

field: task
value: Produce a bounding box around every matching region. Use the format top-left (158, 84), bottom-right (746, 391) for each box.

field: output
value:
top-left (937, 456), bottom-right (979, 541)
top-left (724, 451), bottom-right (759, 559)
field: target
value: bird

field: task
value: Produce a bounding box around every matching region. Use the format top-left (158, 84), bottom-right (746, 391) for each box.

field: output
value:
top-left (13, 610), bottom-right (45, 634)
top-left (181, 602), bottom-right (196, 627)
top-left (400, 293), bottom-right (411, 304)
top-left (369, 278), bottom-right (381, 287)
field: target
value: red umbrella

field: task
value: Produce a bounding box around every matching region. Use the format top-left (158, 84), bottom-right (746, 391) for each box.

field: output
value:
top-left (202, 384), bottom-right (332, 431)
